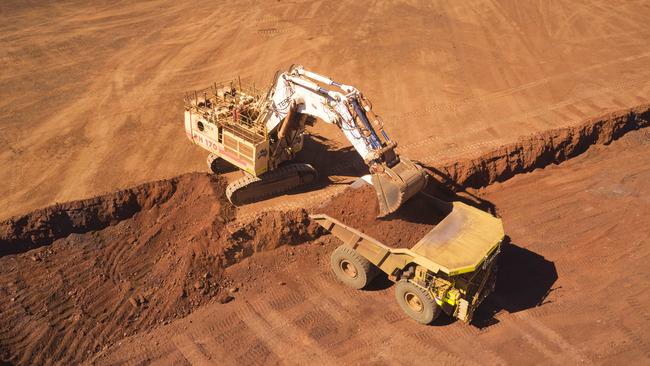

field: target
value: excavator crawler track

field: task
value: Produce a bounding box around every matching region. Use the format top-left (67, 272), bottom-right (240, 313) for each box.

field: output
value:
top-left (226, 163), bottom-right (318, 206)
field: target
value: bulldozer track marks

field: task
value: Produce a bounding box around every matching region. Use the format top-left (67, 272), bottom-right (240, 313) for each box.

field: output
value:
top-left (601, 304), bottom-right (650, 360)
top-left (173, 333), bottom-right (216, 366)
top-left (240, 299), bottom-right (340, 365)
top-left (267, 291), bottom-right (306, 312)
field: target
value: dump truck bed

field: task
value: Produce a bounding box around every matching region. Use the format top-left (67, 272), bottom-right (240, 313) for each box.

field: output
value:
top-left (411, 202), bottom-right (503, 275)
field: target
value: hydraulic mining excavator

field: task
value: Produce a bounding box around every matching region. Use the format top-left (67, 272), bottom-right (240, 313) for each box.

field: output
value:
top-left (184, 65), bottom-right (427, 216)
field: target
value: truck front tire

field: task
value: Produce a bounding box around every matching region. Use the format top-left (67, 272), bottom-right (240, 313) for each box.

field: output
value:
top-left (395, 280), bottom-right (440, 324)
top-left (330, 245), bottom-right (377, 289)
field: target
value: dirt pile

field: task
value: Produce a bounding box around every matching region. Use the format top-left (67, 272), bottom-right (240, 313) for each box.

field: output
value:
top-left (0, 173), bottom-right (319, 366)
top-left (317, 185), bottom-right (444, 248)
top-left (225, 210), bottom-right (320, 266)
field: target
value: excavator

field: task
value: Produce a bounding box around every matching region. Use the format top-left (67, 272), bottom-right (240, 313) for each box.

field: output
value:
top-left (183, 65), bottom-right (427, 216)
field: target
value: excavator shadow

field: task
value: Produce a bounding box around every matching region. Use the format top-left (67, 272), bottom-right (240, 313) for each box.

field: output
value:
top-left (418, 165), bottom-right (497, 215)
top-left (295, 133), bottom-right (366, 183)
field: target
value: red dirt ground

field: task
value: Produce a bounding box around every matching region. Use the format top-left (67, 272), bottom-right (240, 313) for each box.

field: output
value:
top-left (3, 1), bottom-right (650, 365)
top-left (0, 173), bottom-right (320, 365)
top-left (3, 0), bottom-right (650, 219)
top-left (1, 127), bottom-right (649, 365)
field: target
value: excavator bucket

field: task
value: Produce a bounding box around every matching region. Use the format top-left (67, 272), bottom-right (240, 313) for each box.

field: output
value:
top-left (371, 158), bottom-right (427, 217)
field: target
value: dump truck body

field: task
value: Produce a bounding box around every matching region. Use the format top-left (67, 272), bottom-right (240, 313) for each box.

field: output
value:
top-left (311, 201), bottom-right (504, 324)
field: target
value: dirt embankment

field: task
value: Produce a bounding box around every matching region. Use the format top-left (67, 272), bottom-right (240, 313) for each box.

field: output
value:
top-left (315, 106), bottom-right (650, 250)
top-left (0, 173), bottom-right (319, 365)
top-left (0, 179), bottom-right (180, 256)
top-left (95, 126), bottom-right (650, 366)
top-left (430, 105), bottom-right (650, 188)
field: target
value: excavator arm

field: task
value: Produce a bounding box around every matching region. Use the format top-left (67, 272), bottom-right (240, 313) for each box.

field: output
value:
top-left (265, 65), bottom-right (427, 216)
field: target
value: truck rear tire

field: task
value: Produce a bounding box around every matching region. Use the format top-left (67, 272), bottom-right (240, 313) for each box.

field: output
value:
top-left (395, 280), bottom-right (440, 324)
top-left (330, 245), bottom-right (377, 289)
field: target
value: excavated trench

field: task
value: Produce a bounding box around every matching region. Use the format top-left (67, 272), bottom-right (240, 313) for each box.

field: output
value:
top-left (432, 105), bottom-right (650, 188)
top-left (0, 104), bottom-right (648, 365)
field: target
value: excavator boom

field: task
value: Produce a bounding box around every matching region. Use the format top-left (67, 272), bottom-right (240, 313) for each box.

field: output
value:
top-left (267, 65), bottom-right (428, 216)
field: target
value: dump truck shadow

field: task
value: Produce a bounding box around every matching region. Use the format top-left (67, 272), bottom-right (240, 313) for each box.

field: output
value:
top-left (365, 272), bottom-right (394, 291)
top-left (472, 236), bottom-right (558, 328)
top-left (410, 168), bottom-right (558, 327)
top-left (365, 237), bottom-right (557, 328)
top-left (367, 174), bottom-right (557, 328)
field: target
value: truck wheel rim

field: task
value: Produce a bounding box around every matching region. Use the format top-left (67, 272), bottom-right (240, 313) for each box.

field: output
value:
top-left (340, 260), bottom-right (358, 278)
top-left (404, 292), bottom-right (424, 312)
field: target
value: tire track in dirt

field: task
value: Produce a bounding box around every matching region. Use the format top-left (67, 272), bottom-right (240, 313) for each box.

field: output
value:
top-left (307, 273), bottom-right (478, 365)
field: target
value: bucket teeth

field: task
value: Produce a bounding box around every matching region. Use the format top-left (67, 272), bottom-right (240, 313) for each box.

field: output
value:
top-left (372, 159), bottom-right (427, 217)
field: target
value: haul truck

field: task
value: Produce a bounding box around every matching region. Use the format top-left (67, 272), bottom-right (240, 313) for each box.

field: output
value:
top-left (311, 200), bottom-right (504, 324)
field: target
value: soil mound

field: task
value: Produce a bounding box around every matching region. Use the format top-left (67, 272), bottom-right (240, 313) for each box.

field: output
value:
top-left (226, 210), bottom-right (320, 266)
top-left (0, 179), bottom-right (178, 256)
top-left (317, 185), bottom-right (444, 248)
top-left (0, 173), bottom-right (319, 365)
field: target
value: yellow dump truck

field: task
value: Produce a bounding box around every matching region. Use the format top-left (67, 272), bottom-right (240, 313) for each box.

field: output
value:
top-left (311, 200), bottom-right (504, 324)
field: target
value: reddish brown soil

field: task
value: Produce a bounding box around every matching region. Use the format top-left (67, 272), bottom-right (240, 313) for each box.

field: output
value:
top-left (3, 1), bottom-right (650, 364)
top-left (2, 126), bottom-right (650, 365)
top-left (318, 185), bottom-right (444, 248)
top-left (3, 1), bottom-right (650, 220)
top-left (0, 173), bottom-right (318, 365)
